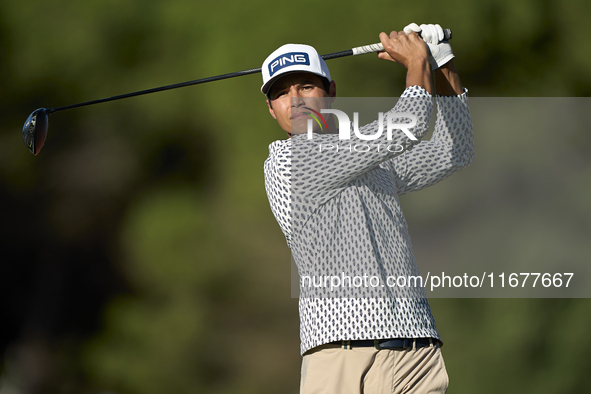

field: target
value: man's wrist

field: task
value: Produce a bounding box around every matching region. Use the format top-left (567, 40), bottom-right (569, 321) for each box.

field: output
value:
top-left (408, 57), bottom-right (430, 69)
top-left (434, 60), bottom-right (463, 96)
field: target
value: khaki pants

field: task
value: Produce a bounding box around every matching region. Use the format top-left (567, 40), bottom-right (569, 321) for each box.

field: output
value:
top-left (300, 342), bottom-right (448, 394)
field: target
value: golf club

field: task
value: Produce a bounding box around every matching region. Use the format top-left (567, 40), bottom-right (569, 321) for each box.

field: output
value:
top-left (22, 29), bottom-right (452, 155)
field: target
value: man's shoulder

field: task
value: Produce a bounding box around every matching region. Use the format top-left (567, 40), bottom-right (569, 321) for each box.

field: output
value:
top-left (266, 138), bottom-right (291, 160)
top-left (264, 138), bottom-right (292, 178)
top-left (269, 138), bottom-right (290, 149)
top-left (263, 139), bottom-right (291, 187)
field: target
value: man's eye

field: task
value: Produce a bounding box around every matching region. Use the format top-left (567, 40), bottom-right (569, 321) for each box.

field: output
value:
top-left (271, 91), bottom-right (285, 100)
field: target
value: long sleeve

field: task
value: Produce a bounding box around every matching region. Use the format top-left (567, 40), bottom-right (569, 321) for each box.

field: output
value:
top-left (291, 86), bottom-right (433, 201)
top-left (264, 85), bottom-right (434, 248)
top-left (390, 89), bottom-right (475, 195)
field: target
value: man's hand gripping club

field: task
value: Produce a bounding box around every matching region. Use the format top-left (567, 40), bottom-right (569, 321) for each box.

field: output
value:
top-left (377, 30), bottom-right (433, 94)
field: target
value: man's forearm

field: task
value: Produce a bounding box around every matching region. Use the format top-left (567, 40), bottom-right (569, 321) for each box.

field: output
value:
top-left (406, 58), bottom-right (433, 94)
top-left (434, 60), bottom-right (463, 96)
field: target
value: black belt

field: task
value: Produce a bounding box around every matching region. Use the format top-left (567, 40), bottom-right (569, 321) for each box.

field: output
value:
top-left (332, 338), bottom-right (437, 350)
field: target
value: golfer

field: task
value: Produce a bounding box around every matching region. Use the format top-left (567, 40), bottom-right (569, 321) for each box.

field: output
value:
top-left (262, 24), bottom-right (474, 394)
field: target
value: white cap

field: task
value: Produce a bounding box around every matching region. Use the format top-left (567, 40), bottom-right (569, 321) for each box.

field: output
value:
top-left (261, 44), bottom-right (331, 95)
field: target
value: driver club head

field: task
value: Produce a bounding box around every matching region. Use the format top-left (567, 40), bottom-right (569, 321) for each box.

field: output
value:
top-left (22, 108), bottom-right (49, 155)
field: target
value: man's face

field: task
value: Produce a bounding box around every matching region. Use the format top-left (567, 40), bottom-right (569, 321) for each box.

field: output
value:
top-left (266, 72), bottom-right (336, 135)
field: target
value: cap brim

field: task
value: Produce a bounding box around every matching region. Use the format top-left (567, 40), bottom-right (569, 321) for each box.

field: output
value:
top-left (261, 71), bottom-right (299, 95)
top-left (261, 70), bottom-right (330, 96)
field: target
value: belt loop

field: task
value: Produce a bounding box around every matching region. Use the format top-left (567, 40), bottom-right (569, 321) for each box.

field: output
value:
top-left (343, 340), bottom-right (350, 350)
top-left (412, 339), bottom-right (416, 351)
top-left (429, 338), bottom-right (433, 347)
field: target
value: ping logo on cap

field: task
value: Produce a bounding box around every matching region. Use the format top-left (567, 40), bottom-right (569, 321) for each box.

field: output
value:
top-left (268, 52), bottom-right (310, 77)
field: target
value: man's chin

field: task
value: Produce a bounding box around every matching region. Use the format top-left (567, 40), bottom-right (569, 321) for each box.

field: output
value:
top-left (289, 128), bottom-right (332, 136)
top-left (289, 119), bottom-right (312, 135)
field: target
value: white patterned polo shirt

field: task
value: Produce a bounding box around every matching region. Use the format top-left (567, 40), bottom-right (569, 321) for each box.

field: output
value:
top-left (264, 85), bottom-right (474, 354)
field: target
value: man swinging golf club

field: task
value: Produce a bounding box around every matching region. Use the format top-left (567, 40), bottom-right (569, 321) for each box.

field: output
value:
top-left (262, 23), bottom-right (474, 394)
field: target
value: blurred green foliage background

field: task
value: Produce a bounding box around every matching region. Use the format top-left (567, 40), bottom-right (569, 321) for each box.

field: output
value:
top-left (1, 0), bottom-right (590, 393)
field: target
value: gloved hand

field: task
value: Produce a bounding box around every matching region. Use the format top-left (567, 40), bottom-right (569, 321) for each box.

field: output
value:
top-left (403, 23), bottom-right (454, 69)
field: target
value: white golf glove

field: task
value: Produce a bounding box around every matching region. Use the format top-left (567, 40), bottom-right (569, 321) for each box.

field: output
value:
top-left (403, 23), bottom-right (454, 69)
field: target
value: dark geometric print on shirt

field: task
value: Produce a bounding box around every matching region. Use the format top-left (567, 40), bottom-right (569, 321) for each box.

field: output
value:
top-left (264, 86), bottom-right (474, 354)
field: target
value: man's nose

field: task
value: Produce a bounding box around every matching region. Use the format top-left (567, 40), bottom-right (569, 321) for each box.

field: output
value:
top-left (290, 88), bottom-right (306, 107)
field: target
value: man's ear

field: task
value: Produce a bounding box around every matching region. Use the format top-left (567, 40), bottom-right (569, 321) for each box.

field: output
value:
top-left (266, 99), bottom-right (277, 119)
top-left (329, 81), bottom-right (337, 97)
top-left (328, 81), bottom-right (337, 104)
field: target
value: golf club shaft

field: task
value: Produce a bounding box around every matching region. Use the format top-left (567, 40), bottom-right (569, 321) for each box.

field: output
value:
top-left (46, 67), bottom-right (263, 114)
top-left (46, 29), bottom-right (451, 114)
